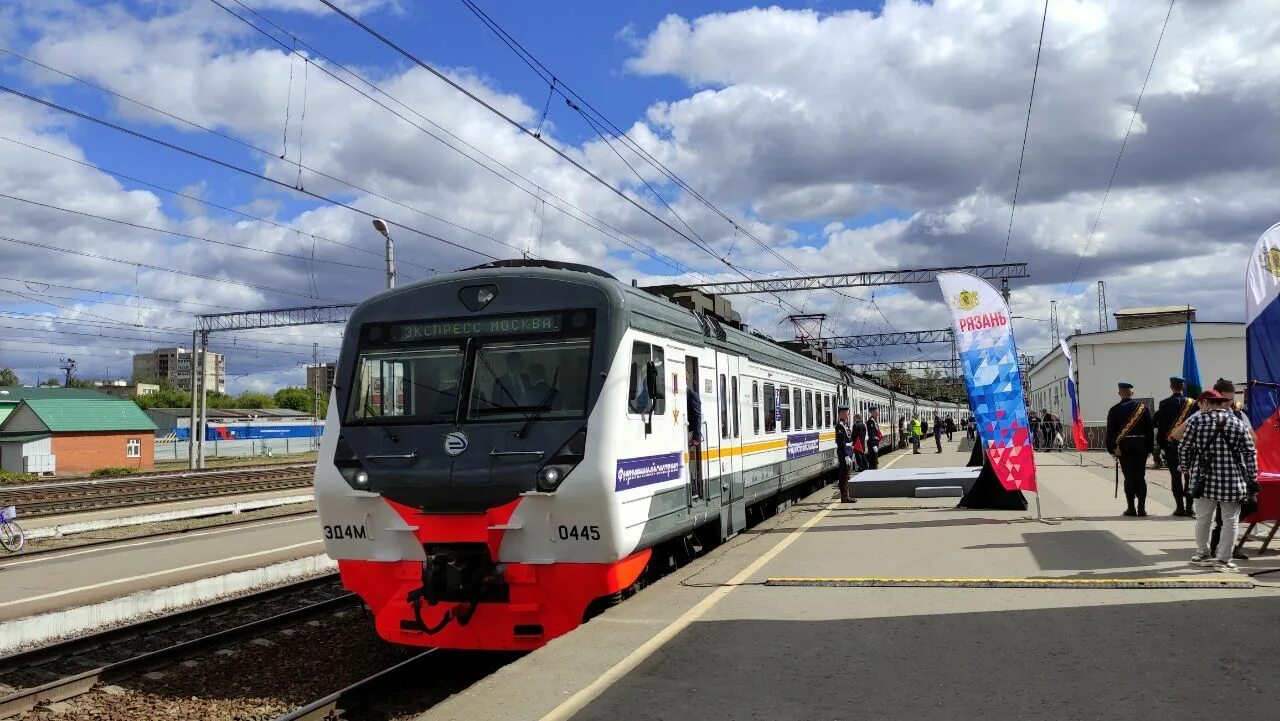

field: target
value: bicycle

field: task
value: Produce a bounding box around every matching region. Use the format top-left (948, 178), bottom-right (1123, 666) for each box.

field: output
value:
top-left (1, 505), bottom-right (25, 553)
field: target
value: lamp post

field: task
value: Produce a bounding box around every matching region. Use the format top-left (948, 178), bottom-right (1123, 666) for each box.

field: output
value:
top-left (372, 218), bottom-right (394, 289)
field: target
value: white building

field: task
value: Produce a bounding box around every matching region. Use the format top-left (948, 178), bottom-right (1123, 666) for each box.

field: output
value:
top-left (132, 347), bottom-right (226, 394)
top-left (1027, 320), bottom-right (1244, 432)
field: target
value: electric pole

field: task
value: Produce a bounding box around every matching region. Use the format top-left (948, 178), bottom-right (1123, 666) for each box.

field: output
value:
top-left (311, 342), bottom-right (321, 449)
top-left (372, 218), bottom-right (395, 289)
top-left (1049, 300), bottom-right (1059, 346)
top-left (58, 358), bottom-right (76, 387)
top-left (1097, 280), bottom-right (1109, 332)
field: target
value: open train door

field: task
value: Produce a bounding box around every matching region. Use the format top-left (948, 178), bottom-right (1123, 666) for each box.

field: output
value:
top-left (715, 350), bottom-right (746, 538)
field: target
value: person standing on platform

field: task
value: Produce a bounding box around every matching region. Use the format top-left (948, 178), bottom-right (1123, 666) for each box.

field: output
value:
top-left (834, 405), bottom-right (857, 504)
top-left (1105, 382), bottom-right (1155, 517)
top-left (1155, 376), bottom-right (1196, 516)
top-left (945, 416), bottom-right (955, 441)
top-left (866, 406), bottom-right (882, 469)
top-left (911, 415), bottom-right (923, 454)
top-left (1028, 410), bottom-right (1042, 451)
top-left (933, 412), bottom-right (944, 453)
top-left (850, 413), bottom-right (868, 472)
top-left (1179, 389), bottom-right (1257, 572)
top-left (898, 415), bottom-right (906, 449)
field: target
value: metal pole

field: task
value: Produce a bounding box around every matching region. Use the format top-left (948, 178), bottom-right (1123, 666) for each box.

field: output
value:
top-left (188, 332), bottom-right (198, 469)
top-left (197, 331), bottom-right (210, 469)
top-left (385, 233), bottom-right (396, 289)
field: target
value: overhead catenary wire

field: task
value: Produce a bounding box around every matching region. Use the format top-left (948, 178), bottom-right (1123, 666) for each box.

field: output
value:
top-left (1062, 0), bottom-right (1176, 299)
top-left (0, 135), bottom-right (437, 274)
top-left (0, 83), bottom-right (505, 264)
top-left (213, 0), bottom-right (703, 279)
top-left (0, 49), bottom-right (515, 263)
top-left (1002, 0), bottom-right (1050, 263)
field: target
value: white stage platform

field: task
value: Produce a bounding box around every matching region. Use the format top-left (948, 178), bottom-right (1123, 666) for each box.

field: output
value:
top-left (851, 466), bottom-right (979, 498)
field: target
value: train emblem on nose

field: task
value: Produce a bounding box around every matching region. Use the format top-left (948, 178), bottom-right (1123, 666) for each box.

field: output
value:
top-left (443, 431), bottom-right (469, 456)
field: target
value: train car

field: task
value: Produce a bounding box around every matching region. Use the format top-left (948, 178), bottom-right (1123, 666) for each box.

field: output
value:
top-left (314, 260), bottom-right (963, 651)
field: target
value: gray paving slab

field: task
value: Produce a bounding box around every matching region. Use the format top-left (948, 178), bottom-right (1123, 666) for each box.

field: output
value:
top-left (0, 514), bottom-right (323, 619)
top-left (419, 447), bottom-right (1280, 721)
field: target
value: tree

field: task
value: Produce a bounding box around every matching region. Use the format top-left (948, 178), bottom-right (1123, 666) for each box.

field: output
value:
top-left (66, 377), bottom-right (95, 389)
top-left (233, 391), bottom-right (276, 409)
top-left (0, 368), bottom-right (18, 386)
top-left (274, 387), bottom-right (313, 413)
top-left (40, 378), bottom-right (60, 387)
top-left (132, 387), bottom-right (192, 409)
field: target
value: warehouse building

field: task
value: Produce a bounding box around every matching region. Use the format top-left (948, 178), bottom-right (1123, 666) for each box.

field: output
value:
top-left (1027, 308), bottom-right (1243, 444)
top-left (0, 396), bottom-right (158, 475)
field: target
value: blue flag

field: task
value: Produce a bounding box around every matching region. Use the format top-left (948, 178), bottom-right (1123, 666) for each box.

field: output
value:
top-left (1182, 317), bottom-right (1202, 397)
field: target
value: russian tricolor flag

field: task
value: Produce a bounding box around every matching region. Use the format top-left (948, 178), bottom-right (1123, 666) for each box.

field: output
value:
top-left (1246, 221), bottom-right (1280, 479)
top-left (1059, 340), bottom-right (1088, 451)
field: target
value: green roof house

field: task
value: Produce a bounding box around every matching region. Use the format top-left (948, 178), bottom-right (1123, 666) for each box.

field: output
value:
top-left (0, 396), bottom-right (157, 475)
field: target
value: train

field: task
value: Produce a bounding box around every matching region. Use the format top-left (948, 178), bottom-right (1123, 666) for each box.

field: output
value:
top-left (313, 260), bottom-right (965, 651)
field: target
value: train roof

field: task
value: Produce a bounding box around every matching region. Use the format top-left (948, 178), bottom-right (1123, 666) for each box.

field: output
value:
top-left (360, 262), bottom-right (963, 409)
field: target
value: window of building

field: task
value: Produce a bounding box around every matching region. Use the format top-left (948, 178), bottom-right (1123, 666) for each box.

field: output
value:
top-left (763, 383), bottom-right (776, 433)
top-left (126, 438), bottom-right (141, 458)
top-left (780, 387), bottom-right (792, 432)
top-left (753, 382), bottom-right (761, 434)
top-left (731, 376), bottom-right (740, 439)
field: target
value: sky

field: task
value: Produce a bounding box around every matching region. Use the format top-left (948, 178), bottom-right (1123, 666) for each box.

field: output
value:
top-left (0, 0), bottom-right (1277, 393)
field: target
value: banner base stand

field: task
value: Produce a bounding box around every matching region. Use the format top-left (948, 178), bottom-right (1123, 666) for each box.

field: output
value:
top-left (956, 442), bottom-right (1028, 511)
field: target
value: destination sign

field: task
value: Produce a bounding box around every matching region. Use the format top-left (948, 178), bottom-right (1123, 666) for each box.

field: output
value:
top-left (390, 314), bottom-right (562, 342)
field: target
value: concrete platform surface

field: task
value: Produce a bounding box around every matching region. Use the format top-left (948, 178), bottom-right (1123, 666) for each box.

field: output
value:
top-left (0, 512), bottom-right (323, 619)
top-left (18, 487), bottom-right (314, 535)
top-left (420, 447), bottom-right (1280, 721)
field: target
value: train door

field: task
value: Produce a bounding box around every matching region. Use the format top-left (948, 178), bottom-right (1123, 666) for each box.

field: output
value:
top-left (716, 351), bottom-right (745, 538)
top-left (684, 356), bottom-right (705, 503)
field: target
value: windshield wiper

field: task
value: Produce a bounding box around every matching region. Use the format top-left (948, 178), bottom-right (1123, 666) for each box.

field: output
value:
top-left (516, 381), bottom-right (560, 439)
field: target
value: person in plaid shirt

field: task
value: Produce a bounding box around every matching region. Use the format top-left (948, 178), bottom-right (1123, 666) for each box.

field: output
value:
top-left (1178, 389), bottom-right (1258, 571)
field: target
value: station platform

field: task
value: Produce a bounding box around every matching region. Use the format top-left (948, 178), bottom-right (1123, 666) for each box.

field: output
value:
top-left (0, 510), bottom-right (323, 621)
top-left (422, 446), bottom-right (1280, 721)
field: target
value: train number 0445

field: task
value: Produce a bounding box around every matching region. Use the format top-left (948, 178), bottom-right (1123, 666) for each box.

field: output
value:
top-left (324, 524), bottom-right (368, 540)
top-left (557, 524), bottom-right (600, 541)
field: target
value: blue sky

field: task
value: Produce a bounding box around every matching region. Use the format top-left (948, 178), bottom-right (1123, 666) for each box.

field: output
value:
top-left (1, 0), bottom-right (1275, 389)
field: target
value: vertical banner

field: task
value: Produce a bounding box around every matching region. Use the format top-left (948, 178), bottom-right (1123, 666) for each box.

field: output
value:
top-left (1059, 340), bottom-right (1089, 450)
top-left (1245, 220), bottom-right (1280, 478)
top-left (937, 273), bottom-right (1037, 492)
top-left (1182, 316), bottom-right (1203, 397)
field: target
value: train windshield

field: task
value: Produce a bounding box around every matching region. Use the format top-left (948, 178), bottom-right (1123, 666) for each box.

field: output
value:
top-left (469, 338), bottom-right (591, 421)
top-left (347, 346), bottom-right (464, 424)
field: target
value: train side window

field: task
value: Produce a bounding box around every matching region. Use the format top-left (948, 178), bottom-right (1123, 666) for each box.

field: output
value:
top-left (752, 382), bottom-right (760, 434)
top-left (792, 389), bottom-right (801, 433)
top-left (780, 386), bottom-right (791, 432)
top-left (763, 383), bottom-right (776, 433)
top-left (805, 390), bottom-right (814, 430)
top-left (824, 394), bottom-right (831, 427)
top-left (731, 376), bottom-right (740, 439)
top-left (719, 374), bottom-right (729, 439)
top-left (627, 341), bottom-right (666, 415)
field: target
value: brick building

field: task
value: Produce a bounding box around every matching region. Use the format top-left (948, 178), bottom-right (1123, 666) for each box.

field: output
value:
top-left (0, 397), bottom-right (157, 475)
top-left (132, 347), bottom-right (226, 393)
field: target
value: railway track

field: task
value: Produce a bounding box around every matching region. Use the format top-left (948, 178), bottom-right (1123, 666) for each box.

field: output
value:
top-left (0, 464), bottom-right (314, 518)
top-left (0, 575), bottom-right (352, 719)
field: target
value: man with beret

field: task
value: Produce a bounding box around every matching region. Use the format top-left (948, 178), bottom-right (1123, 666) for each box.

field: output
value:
top-left (1154, 376), bottom-right (1196, 516)
top-left (1105, 382), bottom-right (1155, 516)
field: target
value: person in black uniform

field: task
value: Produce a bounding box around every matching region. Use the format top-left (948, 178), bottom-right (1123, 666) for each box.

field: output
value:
top-left (1154, 376), bottom-right (1195, 516)
top-left (834, 405), bottom-right (857, 504)
top-left (866, 406), bottom-right (881, 469)
top-left (1105, 382), bottom-right (1155, 516)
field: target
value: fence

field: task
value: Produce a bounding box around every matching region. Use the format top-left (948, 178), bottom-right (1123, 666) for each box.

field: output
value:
top-left (154, 437), bottom-right (320, 462)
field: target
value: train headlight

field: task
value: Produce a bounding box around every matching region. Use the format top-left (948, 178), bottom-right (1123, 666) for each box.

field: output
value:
top-left (353, 470), bottom-right (370, 487)
top-left (536, 427), bottom-right (587, 492)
